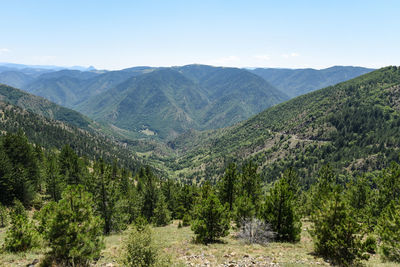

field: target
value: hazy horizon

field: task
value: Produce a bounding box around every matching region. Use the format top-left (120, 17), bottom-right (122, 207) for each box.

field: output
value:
top-left (1, 0), bottom-right (399, 70)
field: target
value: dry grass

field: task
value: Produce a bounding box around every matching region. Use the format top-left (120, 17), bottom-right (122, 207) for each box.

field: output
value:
top-left (0, 220), bottom-right (398, 266)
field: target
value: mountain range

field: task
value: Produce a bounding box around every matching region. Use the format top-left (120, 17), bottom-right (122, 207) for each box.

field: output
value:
top-left (0, 63), bottom-right (374, 140)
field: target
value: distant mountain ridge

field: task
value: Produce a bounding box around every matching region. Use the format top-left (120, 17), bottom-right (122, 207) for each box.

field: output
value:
top-left (249, 66), bottom-right (374, 97)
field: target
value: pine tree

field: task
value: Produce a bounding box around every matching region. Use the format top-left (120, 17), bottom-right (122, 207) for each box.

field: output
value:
top-left (218, 162), bottom-right (238, 211)
top-left (191, 192), bottom-right (230, 244)
top-left (47, 185), bottom-right (104, 266)
top-left (311, 189), bottom-right (368, 266)
top-left (263, 175), bottom-right (301, 242)
top-left (152, 193), bottom-right (171, 227)
top-left (239, 161), bottom-right (262, 215)
top-left (45, 152), bottom-right (63, 202)
top-left (234, 195), bottom-right (255, 228)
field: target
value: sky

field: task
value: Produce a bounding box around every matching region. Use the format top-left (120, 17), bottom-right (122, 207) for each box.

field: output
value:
top-left (0, 0), bottom-right (399, 70)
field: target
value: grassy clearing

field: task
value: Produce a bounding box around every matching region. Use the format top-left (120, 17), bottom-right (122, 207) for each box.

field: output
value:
top-left (0, 220), bottom-right (398, 266)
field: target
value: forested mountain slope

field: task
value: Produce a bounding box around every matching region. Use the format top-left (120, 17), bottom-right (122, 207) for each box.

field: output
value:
top-left (168, 66), bottom-right (400, 183)
top-left (0, 100), bottom-right (141, 170)
top-left (0, 83), bottom-right (92, 129)
top-left (80, 66), bottom-right (288, 139)
top-left (249, 66), bottom-right (374, 97)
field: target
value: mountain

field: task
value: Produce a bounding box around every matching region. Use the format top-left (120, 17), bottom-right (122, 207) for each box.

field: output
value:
top-left (0, 71), bottom-right (34, 88)
top-left (249, 66), bottom-right (374, 97)
top-left (0, 83), bottom-right (91, 129)
top-left (0, 97), bottom-right (141, 171)
top-left (22, 68), bottom-right (153, 107)
top-left (167, 66), bottom-right (400, 183)
top-left (177, 65), bottom-right (288, 129)
top-left (79, 66), bottom-right (288, 139)
top-left (78, 68), bottom-right (209, 139)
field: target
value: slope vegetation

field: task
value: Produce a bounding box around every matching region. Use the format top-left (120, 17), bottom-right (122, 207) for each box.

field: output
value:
top-left (250, 66), bottom-right (374, 97)
top-left (168, 66), bottom-right (400, 183)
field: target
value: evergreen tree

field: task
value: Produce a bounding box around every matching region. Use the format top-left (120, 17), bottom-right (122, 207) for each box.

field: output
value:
top-left (152, 193), bottom-right (171, 227)
top-left (377, 200), bottom-right (400, 262)
top-left (191, 192), bottom-right (230, 244)
top-left (233, 195), bottom-right (256, 228)
top-left (138, 167), bottom-right (159, 222)
top-left (47, 185), bottom-right (104, 266)
top-left (59, 144), bottom-right (82, 185)
top-left (45, 152), bottom-right (63, 202)
top-left (311, 189), bottom-right (368, 266)
top-left (239, 161), bottom-right (262, 215)
top-left (263, 174), bottom-right (301, 242)
top-left (217, 162), bottom-right (238, 211)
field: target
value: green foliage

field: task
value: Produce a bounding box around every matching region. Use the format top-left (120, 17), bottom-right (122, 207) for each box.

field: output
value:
top-left (121, 225), bottom-right (170, 267)
top-left (152, 193), bottom-right (171, 227)
top-left (0, 131), bottom-right (39, 206)
top-left (4, 200), bottom-right (39, 252)
top-left (363, 235), bottom-right (377, 254)
top-left (377, 201), bottom-right (400, 262)
top-left (0, 203), bottom-right (8, 227)
top-left (263, 173), bottom-right (301, 242)
top-left (311, 190), bottom-right (368, 266)
top-left (249, 66), bottom-right (373, 97)
top-left (182, 213), bottom-right (191, 227)
top-left (46, 185), bottom-right (104, 266)
top-left (233, 195), bottom-right (255, 228)
top-left (217, 162), bottom-right (238, 211)
top-left (191, 192), bottom-right (230, 244)
top-left (238, 161), bottom-right (263, 215)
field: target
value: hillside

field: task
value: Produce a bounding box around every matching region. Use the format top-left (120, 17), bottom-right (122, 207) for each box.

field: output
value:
top-left (0, 71), bottom-right (34, 88)
top-left (249, 66), bottom-right (374, 97)
top-left (167, 66), bottom-right (400, 183)
top-left (0, 99), bottom-right (141, 171)
top-left (80, 66), bottom-right (288, 139)
top-left (0, 83), bottom-right (92, 129)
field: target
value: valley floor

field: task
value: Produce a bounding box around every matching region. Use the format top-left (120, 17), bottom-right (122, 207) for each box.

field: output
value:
top-left (0, 220), bottom-right (397, 267)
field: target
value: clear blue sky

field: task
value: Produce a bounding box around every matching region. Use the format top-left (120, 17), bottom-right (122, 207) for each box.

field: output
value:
top-left (0, 0), bottom-right (399, 70)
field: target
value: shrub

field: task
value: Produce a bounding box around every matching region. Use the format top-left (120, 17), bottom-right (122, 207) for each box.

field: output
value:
top-left (377, 201), bottom-right (400, 262)
top-left (4, 200), bottom-right (39, 252)
top-left (0, 203), bottom-right (8, 227)
top-left (182, 213), bottom-right (191, 227)
top-left (363, 235), bottom-right (377, 254)
top-left (121, 225), bottom-right (170, 267)
top-left (46, 185), bottom-right (104, 266)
